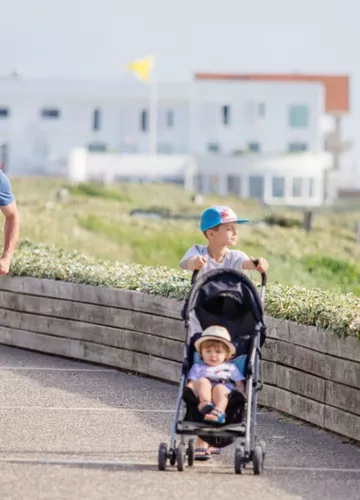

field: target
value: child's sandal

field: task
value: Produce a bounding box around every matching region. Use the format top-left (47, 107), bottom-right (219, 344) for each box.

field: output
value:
top-left (204, 408), bottom-right (226, 424)
top-left (198, 401), bottom-right (215, 415)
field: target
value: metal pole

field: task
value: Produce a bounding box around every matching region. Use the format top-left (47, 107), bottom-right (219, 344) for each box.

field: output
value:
top-left (149, 73), bottom-right (158, 155)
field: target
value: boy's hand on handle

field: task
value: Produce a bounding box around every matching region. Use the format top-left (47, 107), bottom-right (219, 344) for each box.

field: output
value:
top-left (194, 255), bottom-right (207, 270)
top-left (251, 256), bottom-right (269, 273)
top-left (188, 255), bottom-right (207, 271)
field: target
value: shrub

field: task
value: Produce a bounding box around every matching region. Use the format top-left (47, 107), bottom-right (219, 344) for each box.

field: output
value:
top-left (302, 255), bottom-right (360, 286)
top-left (10, 240), bottom-right (360, 340)
top-left (264, 214), bottom-right (302, 229)
top-left (68, 182), bottom-right (131, 202)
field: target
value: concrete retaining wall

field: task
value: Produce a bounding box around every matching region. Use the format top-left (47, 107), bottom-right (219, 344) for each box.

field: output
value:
top-left (0, 276), bottom-right (359, 441)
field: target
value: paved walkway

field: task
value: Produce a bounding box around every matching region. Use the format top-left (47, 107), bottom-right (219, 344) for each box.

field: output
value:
top-left (0, 345), bottom-right (359, 500)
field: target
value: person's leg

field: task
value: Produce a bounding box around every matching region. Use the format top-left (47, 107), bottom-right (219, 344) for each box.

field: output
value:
top-left (212, 384), bottom-right (231, 413)
top-left (186, 380), bottom-right (196, 391)
top-left (204, 384), bottom-right (231, 423)
top-left (196, 377), bottom-right (214, 413)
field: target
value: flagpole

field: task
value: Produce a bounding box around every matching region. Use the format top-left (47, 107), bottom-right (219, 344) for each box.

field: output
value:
top-left (126, 55), bottom-right (157, 155)
top-left (149, 61), bottom-right (157, 155)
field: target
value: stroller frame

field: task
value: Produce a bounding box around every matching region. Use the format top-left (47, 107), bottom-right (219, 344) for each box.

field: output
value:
top-left (158, 267), bottom-right (267, 474)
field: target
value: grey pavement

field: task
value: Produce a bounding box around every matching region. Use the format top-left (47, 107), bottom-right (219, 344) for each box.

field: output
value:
top-left (0, 345), bottom-right (359, 500)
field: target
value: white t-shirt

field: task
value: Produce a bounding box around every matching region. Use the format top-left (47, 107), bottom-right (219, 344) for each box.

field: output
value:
top-left (188, 362), bottom-right (245, 383)
top-left (180, 244), bottom-right (249, 336)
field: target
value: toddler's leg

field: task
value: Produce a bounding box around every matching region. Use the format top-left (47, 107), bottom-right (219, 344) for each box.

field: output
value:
top-left (212, 384), bottom-right (231, 413)
top-left (196, 377), bottom-right (215, 414)
top-left (186, 380), bottom-right (196, 391)
top-left (204, 384), bottom-right (231, 423)
top-left (196, 377), bottom-right (212, 403)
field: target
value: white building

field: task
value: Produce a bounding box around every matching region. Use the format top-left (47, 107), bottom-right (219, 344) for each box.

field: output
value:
top-left (191, 79), bottom-right (325, 156)
top-left (69, 149), bottom-right (332, 207)
top-left (0, 72), bottom-right (350, 205)
top-left (194, 152), bottom-right (333, 207)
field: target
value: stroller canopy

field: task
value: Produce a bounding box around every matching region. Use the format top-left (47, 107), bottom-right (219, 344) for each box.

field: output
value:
top-left (183, 269), bottom-right (266, 352)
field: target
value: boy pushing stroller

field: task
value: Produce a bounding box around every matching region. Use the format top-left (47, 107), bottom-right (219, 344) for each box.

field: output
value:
top-left (180, 205), bottom-right (268, 459)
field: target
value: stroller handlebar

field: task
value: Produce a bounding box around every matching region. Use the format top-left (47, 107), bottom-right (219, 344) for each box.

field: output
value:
top-left (191, 259), bottom-right (268, 288)
top-left (251, 258), bottom-right (267, 288)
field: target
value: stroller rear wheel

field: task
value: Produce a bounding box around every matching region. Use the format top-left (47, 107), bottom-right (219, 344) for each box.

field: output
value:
top-left (260, 440), bottom-right (266, 465)
top-left (187, 439), bottom-right (194, 467)
top-left (234, 445), bottom-right (245, 474)
top-left (158, 442), bottom-right (168, 471)
top-left (252, 444), bottom-right (264, 475)
top-left (176, 444), bottom-right (186, 472)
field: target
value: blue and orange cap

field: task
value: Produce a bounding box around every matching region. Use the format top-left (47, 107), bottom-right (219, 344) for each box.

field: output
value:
top-left (200, 206), bottom-right (250, 232)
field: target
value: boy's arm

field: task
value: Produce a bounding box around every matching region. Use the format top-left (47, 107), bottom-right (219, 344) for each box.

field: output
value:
top-left (183, 255), bottom-right (207, 271)
top-left (242, 257), bottom-right (268, 273)
top-left (180, 246), bottom-right (207, 271)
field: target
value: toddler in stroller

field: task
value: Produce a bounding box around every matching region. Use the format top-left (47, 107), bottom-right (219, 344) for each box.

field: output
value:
top-left (186, 325), bottom-right (246, 425)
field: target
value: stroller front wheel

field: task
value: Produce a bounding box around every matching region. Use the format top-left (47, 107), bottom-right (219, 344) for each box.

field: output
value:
top-left (176, 444), bottom-right (186, 472)
top-left (158, 442), bottom-right (168, 471)
top-left (252, 445), bottom-right (264, 475)
top-left (234, 446), bottom-right (245, 474)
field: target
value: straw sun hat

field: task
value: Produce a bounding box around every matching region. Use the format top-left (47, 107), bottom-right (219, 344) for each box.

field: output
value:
top-left (194, 325), bottom-right (236, 358)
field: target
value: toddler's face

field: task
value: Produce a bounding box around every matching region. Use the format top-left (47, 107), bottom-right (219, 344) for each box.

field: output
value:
top-left (201, 344), bottom-right (227, 366)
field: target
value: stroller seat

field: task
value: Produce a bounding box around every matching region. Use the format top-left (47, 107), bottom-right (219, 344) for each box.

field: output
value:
top-left (182, 386), bottom-right (246, 425)
top-left (180, 386), bottom-right (246, 448)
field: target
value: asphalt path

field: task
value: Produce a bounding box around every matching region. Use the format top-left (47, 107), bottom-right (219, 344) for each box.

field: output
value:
top-left (0, 345), bottom-right (359, 500)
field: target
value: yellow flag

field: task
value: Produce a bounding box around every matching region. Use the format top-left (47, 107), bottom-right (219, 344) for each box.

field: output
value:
top-left (126, 55), bottom-right (154, 83)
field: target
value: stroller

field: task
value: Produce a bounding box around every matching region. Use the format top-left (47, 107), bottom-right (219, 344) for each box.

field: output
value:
top-left (158, 265), bottom-right (267, 474)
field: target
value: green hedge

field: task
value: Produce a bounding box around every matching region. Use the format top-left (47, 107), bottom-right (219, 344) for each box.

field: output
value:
top-left (10, 240), bottom-right (360, 340)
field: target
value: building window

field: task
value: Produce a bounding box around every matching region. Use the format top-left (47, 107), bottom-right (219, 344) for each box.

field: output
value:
top-left (208, 142), bottom-right (220, 153)
top-left (87, 143), bottom-right (108, 152)
top-left (249, 176), bottom-right (264, 199)
top-left (166, 110), bottom-right (174, 128)
top-left (272, 176), bottom-right (285, 197)
top-left (246, 101), bottom-right (266, 123)
top-left (222, 105), bottom-right (230, 125)
top-left (288, 142), bottom-right (308, 152)
top-left (227, 175), bottom-right (241, 196)
top-left (292, 177), bottom-right (303, 197)
top-left (248, 142), bottom-right (261, 153)
top-left (140, 110), bottom-right (148, 132)
top-left (158, 142), bottom-right (173, 154)
top-left (120, 143), bottom-right (137, 153)
top-left (0, 107), bottom-right (9, 118)
top-left (289, 105), bottom-right (309, 128)
top-left (257, 102), bottom-right (266, 118)
top-left (309, 178), bottom-right (315, 197)
top-left (92, 108), bottom-right (101, 131)
top-left (41, 108), bottom-right (60, 119)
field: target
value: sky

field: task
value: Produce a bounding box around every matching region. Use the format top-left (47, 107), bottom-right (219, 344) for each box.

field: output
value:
top-left (0, 0), bottom-right (358, 166)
